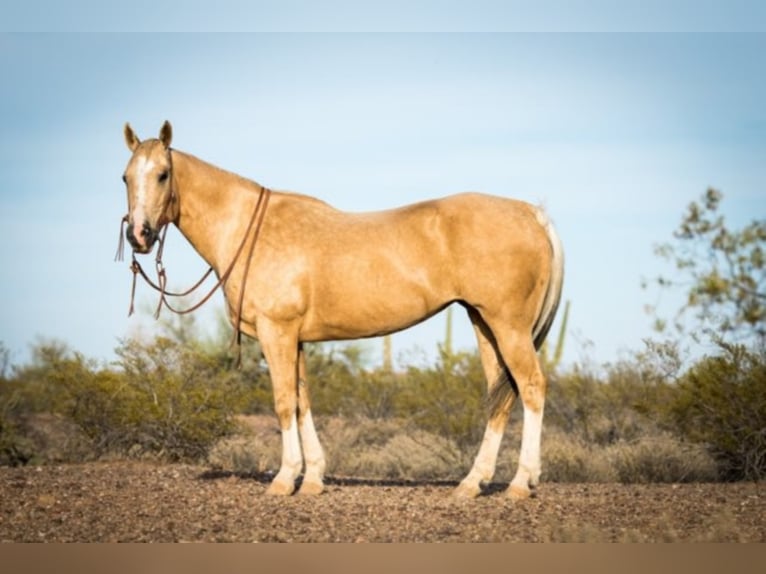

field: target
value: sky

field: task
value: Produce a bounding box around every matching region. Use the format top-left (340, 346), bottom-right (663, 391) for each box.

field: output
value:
top-left (1, 14), bottom-right (765, 370)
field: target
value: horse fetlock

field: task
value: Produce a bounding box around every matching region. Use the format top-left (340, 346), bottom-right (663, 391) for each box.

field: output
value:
top-left (305, 458), bottom-right (326, 480)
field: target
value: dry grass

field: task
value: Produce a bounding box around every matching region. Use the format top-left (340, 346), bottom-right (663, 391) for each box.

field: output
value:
top-left (209, 415), bottom-right (467, 481)
top-left (541, 432), bottom-right (616, 483)
top-left (208, 416), bottom-right (719, 486)
top-left (608, 433), bottom-right (718, 483)
top-left (10, 411), bottom-right (720, 487)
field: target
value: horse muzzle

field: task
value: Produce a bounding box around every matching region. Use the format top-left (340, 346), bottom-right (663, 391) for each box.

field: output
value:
top-left (126, 221), bottom-right (159, 253)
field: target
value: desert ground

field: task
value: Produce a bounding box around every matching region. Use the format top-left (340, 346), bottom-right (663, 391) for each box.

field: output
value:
top-left (1, 461), bottom-right (763, 542)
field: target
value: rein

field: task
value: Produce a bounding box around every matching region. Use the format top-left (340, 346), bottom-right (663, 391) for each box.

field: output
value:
top-left (116, 186), bottom-right (272, 362)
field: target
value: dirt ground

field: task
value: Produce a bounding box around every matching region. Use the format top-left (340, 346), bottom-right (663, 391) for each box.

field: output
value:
top-left (0, 461), bottom-right (763, 542)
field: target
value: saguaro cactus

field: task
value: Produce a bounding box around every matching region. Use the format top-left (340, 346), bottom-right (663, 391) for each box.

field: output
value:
top-left (383, 334), bottom-right (393, 372)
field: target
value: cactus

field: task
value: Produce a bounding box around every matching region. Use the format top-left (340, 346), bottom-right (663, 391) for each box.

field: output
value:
top-left (383, 334), bottom-right (393, 372)
top-left (437, 306), bottom-right (456, 374)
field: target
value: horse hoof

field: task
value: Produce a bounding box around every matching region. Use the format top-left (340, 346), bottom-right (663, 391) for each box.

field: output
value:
top-left (507, 484), bottom-right (532, 501)
top-left (298, 480), bottom-right (325, 496)
top-left (266, 479), bottom-right (295, 496)
top-left (453, 482), bottom-right (481, 499)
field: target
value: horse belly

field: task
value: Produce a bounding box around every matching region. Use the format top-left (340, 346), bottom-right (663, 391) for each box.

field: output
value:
top-left (300, 256), bottom-right (450, 341)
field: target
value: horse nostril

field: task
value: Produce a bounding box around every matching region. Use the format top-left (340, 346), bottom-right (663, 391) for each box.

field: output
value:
top-left (125, 223), bottom-right (142, 250)
top-left (125, 222), bottom-right (156, 251)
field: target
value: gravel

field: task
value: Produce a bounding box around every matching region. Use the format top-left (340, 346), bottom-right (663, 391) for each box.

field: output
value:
top-left (1, 462), bottom-right (763, 542)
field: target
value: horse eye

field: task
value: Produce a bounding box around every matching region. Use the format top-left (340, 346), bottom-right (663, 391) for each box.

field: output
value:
top-left (158, 170), bottom-right (169, 183)
top-left (122, 174), bottom-right (127, 184)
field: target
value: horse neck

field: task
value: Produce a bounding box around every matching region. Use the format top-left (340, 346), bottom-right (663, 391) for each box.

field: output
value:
top-left (170, 149), bottom-right (265, 272)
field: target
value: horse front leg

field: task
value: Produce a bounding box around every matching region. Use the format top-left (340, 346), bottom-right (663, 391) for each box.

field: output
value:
top-left (259, 321), bottom-right (303, 496)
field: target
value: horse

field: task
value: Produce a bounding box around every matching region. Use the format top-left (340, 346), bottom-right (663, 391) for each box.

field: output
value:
top-left (119, 121), bottom-right (564, 500)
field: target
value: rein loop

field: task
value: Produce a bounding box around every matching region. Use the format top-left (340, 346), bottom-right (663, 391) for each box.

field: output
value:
top-left (116, 186), bottom-right (271, 362)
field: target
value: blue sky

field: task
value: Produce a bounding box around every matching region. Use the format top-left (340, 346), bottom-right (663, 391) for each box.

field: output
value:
top-left (1, 29), bottom-right (764, 369)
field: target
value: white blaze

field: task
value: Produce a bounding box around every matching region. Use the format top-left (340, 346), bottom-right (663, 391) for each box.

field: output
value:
top-left (131, 156), bottom-right (154, 246)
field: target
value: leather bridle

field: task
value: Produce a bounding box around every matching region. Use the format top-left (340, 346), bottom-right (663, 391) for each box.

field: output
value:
top-left (116, 179), bottom-right (271, 362)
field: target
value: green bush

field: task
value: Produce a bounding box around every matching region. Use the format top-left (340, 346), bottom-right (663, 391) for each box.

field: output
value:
top-left (1, 341), bottom-right (89, 465)
top-left (4, 323), bottom-right (764, 485)
top-left (305, 343), bottom-right (387, 417)
top-left (665, 343), bottom-right (766, 481)
top-left (100, 337), bottom-right (251, 460)
top-left (0, 409), bottom-right (32, 466)
top-left (545, 357), bottom-right (670, 447)
top-left (393, 350), bottom-right (487, 451)
top-left (1, 337), bottom-right (252, 463)
top-left (306, 344), bottom-right (488, 451)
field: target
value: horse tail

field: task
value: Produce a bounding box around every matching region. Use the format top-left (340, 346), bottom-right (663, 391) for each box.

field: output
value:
top-left (531, 207), bottom-right (565, 351)
top-left (487, 207), bottom-right (564, 416)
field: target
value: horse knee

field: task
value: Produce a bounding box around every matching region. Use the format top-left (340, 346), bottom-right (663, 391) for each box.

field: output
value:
top-left (274, 397), bottom-right (298, 429)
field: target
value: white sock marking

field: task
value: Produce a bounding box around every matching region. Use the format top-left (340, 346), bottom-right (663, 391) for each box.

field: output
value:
top-left (280, 413), bottom-right (303, 479)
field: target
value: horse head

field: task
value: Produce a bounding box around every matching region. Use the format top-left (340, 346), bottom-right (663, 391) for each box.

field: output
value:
top-left (121, 121), bottom-right (176, 254)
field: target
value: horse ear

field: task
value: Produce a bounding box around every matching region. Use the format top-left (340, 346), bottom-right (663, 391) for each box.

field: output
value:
top-left (124, 123), bottom-right (140, 152)
top-left (159, 120), bottom-right (173, 149)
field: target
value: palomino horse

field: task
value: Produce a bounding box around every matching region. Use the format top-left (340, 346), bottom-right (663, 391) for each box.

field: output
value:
top-left (120, 121), bottom-right (564, 500)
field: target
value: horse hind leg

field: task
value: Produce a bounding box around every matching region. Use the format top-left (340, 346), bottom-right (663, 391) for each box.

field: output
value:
top-left (490, 325), bottom-right (547, 501)
top-left (454, 307), bottom-right (517, 499)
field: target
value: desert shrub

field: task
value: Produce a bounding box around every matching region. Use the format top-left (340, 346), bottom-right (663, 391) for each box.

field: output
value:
top-left (0, 406), bottom-right (33, 466)
top-left (1, 373), bottom-right (28, 465)
top-left (608, 434), bottom-right (718, 483)
top-left (199, 340), bottom-right (273, 415)
top-left (540, 429), bottom-right (716, 484)
top-left (392, 350), bottom-right (487, 451)
top-left (6, 341), bottom-right (77, 414)
top-left (0, 341), bottom-right (95, 464)
top-left (664, 343), bottom-right (766, 481)
top-left (0, 412), bottom-right (91, 466)
top-left (307, 344), bottom-right (489, 451)
top-left (541, 430), bottom-right (616, 483)
top-left (320, 417), bottom-right (465, 480)
top-left (99, 336), bottom-right (251, 461)
top-left (306, 343), bottom-right (394, 418)
top-left (546, 363), bottom-right (654, 447)
top-left (545, 365), bottom-right (605, 443)
top-left (208, 415), bottom-right (281, 473)
top-left (209, 415), bottom-right (467, 481)
top-left (1, 337), bottom-right (252, 464)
